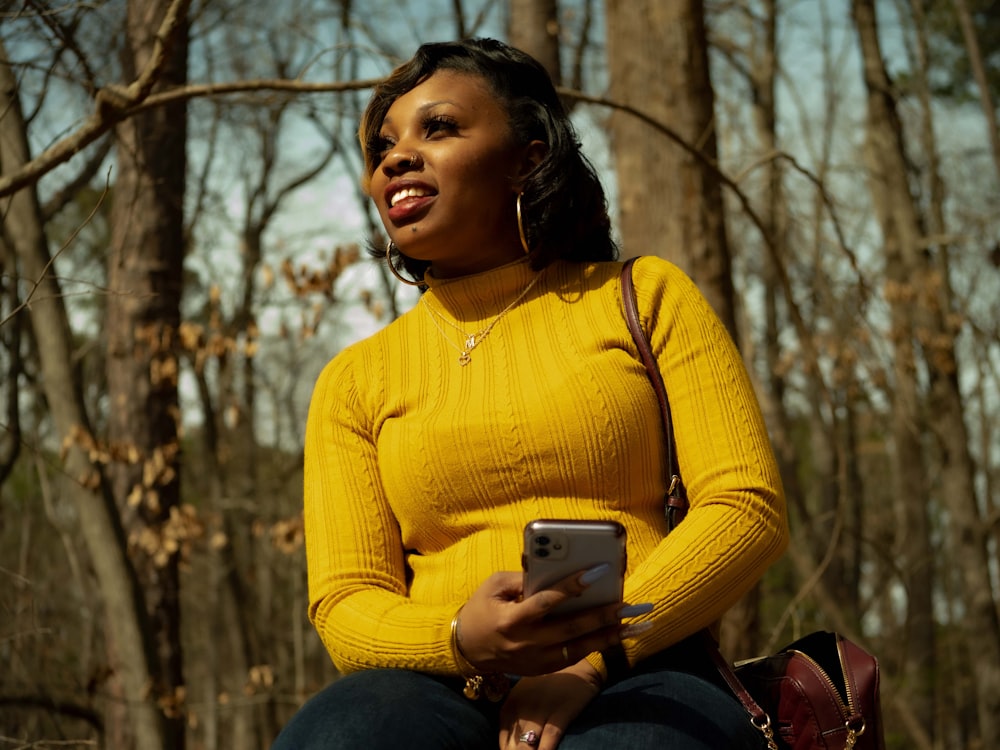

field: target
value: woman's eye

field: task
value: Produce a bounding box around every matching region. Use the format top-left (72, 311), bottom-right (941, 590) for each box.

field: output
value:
top-left (370, 135), bottom-right (394, 160)
top-left (425, 116), bottom-right (458, 136)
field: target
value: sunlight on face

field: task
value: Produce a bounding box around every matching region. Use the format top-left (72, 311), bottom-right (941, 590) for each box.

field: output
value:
top-left (368, 71), bottom-right (533, 277)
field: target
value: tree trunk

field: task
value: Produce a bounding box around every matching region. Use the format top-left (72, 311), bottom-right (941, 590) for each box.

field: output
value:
top-left (854, 0), bottom-right (937, 738)
top-left (716, 0), bottom-right (787, 660)
top-left (105, 0), bottom-right (189, 746)
top-left (0, 235), bottom-right (22, 486)
top-left (951, 0), bottom-right (1000, 184)
top-left (852, 1), bottom-right (1000, 745)
top-left (508, 0), bottom-right (561, 85)
top-left (605, 0), bottom-right (737, 340)
top-left (0, 41), bottom-right (166, 750)
top-left (903, 0), bottom-right (961, 733)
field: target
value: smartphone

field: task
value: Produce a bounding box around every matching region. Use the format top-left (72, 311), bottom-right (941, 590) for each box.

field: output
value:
top-left (522, 519), bottom-right (627, 616)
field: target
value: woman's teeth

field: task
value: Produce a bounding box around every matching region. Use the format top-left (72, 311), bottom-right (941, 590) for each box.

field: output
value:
top-left (391, 187), bottom-right (431, 207)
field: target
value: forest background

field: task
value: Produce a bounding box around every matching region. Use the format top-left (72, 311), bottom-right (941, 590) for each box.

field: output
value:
top-left (1, 0), bottom-right (998, 748)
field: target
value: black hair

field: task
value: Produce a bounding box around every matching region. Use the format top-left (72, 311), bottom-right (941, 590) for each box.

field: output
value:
top-left (359, 38), bottom-right (617, 281)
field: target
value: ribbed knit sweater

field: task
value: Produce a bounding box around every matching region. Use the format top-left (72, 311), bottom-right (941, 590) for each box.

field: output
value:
top-left (304, 256), bottom-right (788, 677)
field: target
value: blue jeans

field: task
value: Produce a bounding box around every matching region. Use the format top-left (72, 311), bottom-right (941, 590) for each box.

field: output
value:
top-left (271, 642), bottom-right (764, 749)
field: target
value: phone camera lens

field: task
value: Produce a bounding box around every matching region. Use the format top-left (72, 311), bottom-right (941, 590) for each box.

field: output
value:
top-left (535, 547), bottom-right (549, 558)
top-left (535, 536), bottom-right (550, 546)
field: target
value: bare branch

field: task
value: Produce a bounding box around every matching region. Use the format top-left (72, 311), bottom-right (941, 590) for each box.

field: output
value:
top-left (40, 134), bottom-right (113, 221)
top-left (0, 76), bottom-right (381, 199)
top-left (0, 694), bottom-right (102, 733)
top-left (0, 0), bottom-right (190, 198)
top-left (0, 170), bottom-right (110, 330)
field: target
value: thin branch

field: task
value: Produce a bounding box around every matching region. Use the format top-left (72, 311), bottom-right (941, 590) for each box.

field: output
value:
top-left (0, 0), bottom-right (189, 198)
top-left (0, 170), bottom-right (110, 330)
top-left (0, 76), bottom-right (380, 198)
top-left (0, 695), bottom-right (102, 733)
top-left (40, 135), bottom-right (113, 221)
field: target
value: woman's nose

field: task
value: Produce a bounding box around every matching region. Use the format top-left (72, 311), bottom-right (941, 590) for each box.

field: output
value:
top-left (382, 147), bottom-right (424, 175)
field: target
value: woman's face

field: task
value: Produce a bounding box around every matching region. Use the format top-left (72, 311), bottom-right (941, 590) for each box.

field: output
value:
top-left (368, 70), bottom-right (538, 278)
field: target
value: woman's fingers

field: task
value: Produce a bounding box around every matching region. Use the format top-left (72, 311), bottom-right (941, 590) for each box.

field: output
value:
top-left (459, 567), bottom-right (656, 676)
top-left (530, 599), bottom-right (652, 644)
top-left (520, 563), bottom-right (610, 615)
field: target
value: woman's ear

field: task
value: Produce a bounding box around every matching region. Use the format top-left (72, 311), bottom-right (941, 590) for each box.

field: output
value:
top-left (513, 140), bottom-right (548, 188)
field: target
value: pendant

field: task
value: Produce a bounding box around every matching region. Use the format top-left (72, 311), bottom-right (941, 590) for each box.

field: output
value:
top-left (465, 334), bottom-right (477, 350)
top-left (458, 352), bottom-right (472, 366)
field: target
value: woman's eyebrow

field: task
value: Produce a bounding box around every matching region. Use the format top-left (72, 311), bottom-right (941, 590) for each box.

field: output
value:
top-left (382, 99), bottom-right (463, 126)
top-left (418, 99), bottom-right (460, 112)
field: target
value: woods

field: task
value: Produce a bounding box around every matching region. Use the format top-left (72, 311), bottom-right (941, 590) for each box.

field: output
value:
top-left (1, 1), bottom-right (998, 748)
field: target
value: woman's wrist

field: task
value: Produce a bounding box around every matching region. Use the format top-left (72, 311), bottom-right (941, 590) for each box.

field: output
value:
top-left (450, 608), bottom-right (480, 676)
top-left (565, 657), bottom-right (606, 691)
top-left (450, 607), bottom-right (510, 702)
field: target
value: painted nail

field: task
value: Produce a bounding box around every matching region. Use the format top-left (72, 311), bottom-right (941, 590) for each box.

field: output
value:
top-left (619, 622), bottom-right (654, 639)
top-left (617, 603), bottom-right (654, 619)
top-left (579, 562), bottom-right (611, 585)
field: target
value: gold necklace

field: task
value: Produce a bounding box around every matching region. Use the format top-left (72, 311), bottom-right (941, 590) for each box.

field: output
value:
top-left (422, 270), bottom-right (544, 366)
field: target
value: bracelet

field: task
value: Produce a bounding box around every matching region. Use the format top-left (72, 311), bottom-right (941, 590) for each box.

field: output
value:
top-left (450, 609), bottom-right (510, 702)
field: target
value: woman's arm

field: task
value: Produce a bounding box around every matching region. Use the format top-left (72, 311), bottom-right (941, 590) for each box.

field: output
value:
top-left (304, 348), bottom-right (457, 674)
top-left (615, 257), bottom-right (789, 660)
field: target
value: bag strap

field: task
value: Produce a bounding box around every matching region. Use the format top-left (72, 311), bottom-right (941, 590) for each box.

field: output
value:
top-left (619, 258), bottom-right (688, 530)
top-left (619, 258), bottom-right (776, 745)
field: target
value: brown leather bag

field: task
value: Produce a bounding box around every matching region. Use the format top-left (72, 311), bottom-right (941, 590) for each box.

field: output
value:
top-left (621, 259), bottom-right (886, 750)
top-left (730, 631), bottom-right (884, 749)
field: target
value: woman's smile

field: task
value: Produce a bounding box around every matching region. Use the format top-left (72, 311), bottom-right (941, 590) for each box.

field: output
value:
top-left (369, 70), bottom-right (535, 276)
top-left (385, 179), bottom-right (437, 222)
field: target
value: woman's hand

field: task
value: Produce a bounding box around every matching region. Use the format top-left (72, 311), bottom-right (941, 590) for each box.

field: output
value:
top-left (498, 660), bottom-right (603, 750)
top-left (456, 566), bottom-right (647, 677)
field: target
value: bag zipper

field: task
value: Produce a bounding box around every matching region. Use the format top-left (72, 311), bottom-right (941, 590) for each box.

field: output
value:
top-left (788, 645), bottom-right (867, 747)
top-left (836, 637), bottom-right (868, 745)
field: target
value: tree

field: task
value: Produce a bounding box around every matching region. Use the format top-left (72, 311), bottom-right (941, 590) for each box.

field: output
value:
top-left (1, 37), bottom-right (167, 750)
top-left (852, 0), bottom-right (1000, 744)
top-left (605, 0), bottom-right (738, 340)
top-left (102, 0), bottom-right (190, 745)
top-left (509, 0), bottom-right (562, 83)
top-left (950, 0), bottom-right (1000, 182)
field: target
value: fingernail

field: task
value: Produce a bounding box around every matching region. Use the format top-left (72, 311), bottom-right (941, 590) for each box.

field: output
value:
top-left (579, 562), bottom-right (611, 585)
top-left (617, 603), bottom-right (654, 619)
top-left (620, 622), bottom-right (654, 639)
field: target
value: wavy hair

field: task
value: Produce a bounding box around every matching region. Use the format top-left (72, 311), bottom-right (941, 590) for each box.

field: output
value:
top-left (359, 38), bottom-right (617, 279)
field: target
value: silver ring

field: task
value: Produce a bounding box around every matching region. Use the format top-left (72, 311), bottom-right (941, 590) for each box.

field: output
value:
top-left (562, 645), bottom-right (570, 662)
top-left (518, 729), bottom-right (539, 746)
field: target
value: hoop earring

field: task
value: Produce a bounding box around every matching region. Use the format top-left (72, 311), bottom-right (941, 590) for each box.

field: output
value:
top-left (385, 240), bottom-right (423, 287)
top-left (516, 193), bottom-right (531, 255)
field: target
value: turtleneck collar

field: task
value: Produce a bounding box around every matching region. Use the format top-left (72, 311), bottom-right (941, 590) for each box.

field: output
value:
top-left (420, 257), bottom-right (545, 324)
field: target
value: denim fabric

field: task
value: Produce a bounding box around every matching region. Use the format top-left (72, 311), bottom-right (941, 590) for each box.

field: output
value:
top-left (271, 646), bottom-right (764, 749)
top-left (560, 665), bottom-right (763, 749)
top-left (270, 669), bottom-right (498, 749)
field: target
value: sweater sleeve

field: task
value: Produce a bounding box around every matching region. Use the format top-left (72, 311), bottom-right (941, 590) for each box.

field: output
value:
top-left (616, 257), bottom-right (789, 663)
top-left (303, 346), bottom-right (459, 675)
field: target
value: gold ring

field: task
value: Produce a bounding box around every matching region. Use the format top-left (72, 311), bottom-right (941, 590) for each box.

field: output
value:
top-left (562, 645), bottom-right (570, 662)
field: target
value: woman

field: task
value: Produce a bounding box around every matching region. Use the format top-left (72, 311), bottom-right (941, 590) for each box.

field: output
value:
top-left (273, 38), bottom-right (788, 750)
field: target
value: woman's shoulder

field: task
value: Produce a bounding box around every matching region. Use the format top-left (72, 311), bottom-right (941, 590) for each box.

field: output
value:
top-left (623, 255), bottom-right (703, 301)
top-left (551, 256), bottom-right (694, 300)
top-left (552, 255), bottom-right (687, 280)
top-left (313, 310), bottom-right (418, 393)
top-left (625, 254), bottom-right (690, 283)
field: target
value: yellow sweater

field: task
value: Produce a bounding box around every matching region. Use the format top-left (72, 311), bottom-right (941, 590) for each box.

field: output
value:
top-left (304, 256), bottom-right (788, 676)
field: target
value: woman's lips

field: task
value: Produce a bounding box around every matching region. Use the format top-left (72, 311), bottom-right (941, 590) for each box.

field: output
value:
top-left (387, 193), bottom-right (435, 223)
